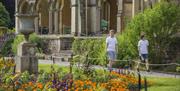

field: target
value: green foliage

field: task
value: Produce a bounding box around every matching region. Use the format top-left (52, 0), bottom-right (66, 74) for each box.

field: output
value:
top-left (176, 67), bottom-right (180, 72)
top-left (1, 38), bottom-right (14, 56)
top-left (7, 28), bottom-right (15, 33)
top-left (112, 61), bottom-right (129, 68)
top-left (117, 2), bottom-right (180, 64)
top-left (72, 38), bottom-right (107, 77)
top-left (0, 2), bottom-right (10, 27)
top-left (72, 38), bottom-right (107, 66)
top-left (12, 33), bottom-right (44, 54)
top-left (12, 34), bottom-right (24, 54)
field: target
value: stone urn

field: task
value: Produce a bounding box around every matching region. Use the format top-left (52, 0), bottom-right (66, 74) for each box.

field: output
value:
top-left (15, 13), bottom-right (38, 74)
top-left (16, 14), bottom-right (37, 41)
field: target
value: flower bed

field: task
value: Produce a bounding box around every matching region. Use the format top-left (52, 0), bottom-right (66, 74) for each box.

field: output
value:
top-left (0, 58), bottom-right (141, 91)
top-left (0, 72), bottom-right (139, 91)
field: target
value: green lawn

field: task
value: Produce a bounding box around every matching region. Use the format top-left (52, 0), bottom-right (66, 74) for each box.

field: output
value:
top-left (39, 64), bottom-right (69, 72)
top-left (144, 77), bottom-right (180, 91)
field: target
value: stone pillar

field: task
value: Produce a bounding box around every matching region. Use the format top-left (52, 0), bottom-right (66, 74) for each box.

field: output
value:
top-left (54, 10), bottom-right (59, 34)
top-left (152, 0), bottom-right (155, 5)
top-left (35, 17), bottom-right (39, 34)
top-left (15, 42), bottom-right (38, 74)
top-left (145, 0), bottom-right (153, 8)
top-left (140, 0), bottom-right (144, 12)
top-left (96, 5), bottom-right (101, 33)
top-left (71, 0), bottom-right (78, 35)
top-left (15, 0), bottom-right (19, 34)
top-left (117, 0), bottom-right (123, 33)
top-left (132, 0), bottom-right (140, 17)
top-left (89, 0), bottom-right (99, 34)
top-left (15, 15), bottom-right (19, 34)
top-left (59, 10), bottom-right (63, 34)
top-left (77, 0), bottom-right (83, 36)
top-left (49, 10), bottom-right (53, 34)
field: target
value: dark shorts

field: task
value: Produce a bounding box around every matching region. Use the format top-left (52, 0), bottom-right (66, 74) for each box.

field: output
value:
top-left (107, 51), bottom-right (116, 61)
top-left (140, 54), bottom-right (148, 62)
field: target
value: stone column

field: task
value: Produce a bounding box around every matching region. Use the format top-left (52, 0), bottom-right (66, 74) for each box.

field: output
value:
top-left (35, 17), bottom-right (39, 34)
top-left (145, 0), bottom-right (153, 8)
top-left (49, 10), bottom-right (53, 34)
top-left (15, 0), bottom-right (19, 34)
top-left (59, 10), bottom-right (63, 34)
top-left (78, 0), bottom-right (83, 36)
top-left (96, 5), bottom-right (101, 33)
top-left (71, 0), bottom-right (78, 35)
top-left (140, 0), bottom-right (144, 12)
top-left (59, 0), bottom-right (64, 34)
top-left (89, 0), bottom-right (99, 34)
top-left (15, 15), bottom-right (19, 34)
top-left (117, 0), bottom-right (123, 33)
top-left (54, 10), bottom-right (59, 34)
top-left (132, 0), bottom-right (140, 17)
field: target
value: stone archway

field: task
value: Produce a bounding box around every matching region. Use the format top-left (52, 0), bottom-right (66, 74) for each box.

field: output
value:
top-left (100, 0), bottom-right (118, 32)
top-left (101, 0), bottom-right (111, 31)
top-left (36, 0), bottom-right (49, 34)
top-left (61, 0), bottom-right (71, 34)
top-left (19, 1), bottom-right (28, 14)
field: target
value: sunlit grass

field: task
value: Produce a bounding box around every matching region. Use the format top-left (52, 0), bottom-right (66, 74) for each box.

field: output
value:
top-left (144, 77), bottom-right (180, 91)
top-left (38, 64), bottom-right (69, 72)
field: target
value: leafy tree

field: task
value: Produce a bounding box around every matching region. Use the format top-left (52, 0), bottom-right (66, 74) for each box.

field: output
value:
top-left (0, 2), bottom-right (10, 27)
top-left (117, 1), bottom-right (180, 64)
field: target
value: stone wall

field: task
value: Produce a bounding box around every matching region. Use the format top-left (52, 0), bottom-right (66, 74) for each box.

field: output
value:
top-left (38, 35), bottom-right (74, 54)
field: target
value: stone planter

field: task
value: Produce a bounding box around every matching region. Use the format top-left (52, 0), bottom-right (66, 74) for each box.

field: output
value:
top-left (15, 13), bottom-right (38, 74)
top-left (16, 14), bottom-right (37, 41)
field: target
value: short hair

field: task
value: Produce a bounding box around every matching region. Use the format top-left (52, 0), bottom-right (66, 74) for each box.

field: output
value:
top-left (141, 35), bottom-right (145, 39)
top-left (109, 29), bottom-right (115, 33)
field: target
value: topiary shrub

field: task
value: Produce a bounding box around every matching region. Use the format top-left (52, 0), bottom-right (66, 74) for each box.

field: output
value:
top-left (117, 1), bottom-right (180, 65)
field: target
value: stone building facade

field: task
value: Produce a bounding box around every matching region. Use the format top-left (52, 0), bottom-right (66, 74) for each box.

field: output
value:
top-left (15, 0), bottom-right (179, 55)
top-left (16, 0), bottom-right (172, 35)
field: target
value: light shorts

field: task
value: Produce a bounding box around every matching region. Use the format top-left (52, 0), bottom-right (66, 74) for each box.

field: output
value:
top-left (107, 51), bottom-right (116, 61)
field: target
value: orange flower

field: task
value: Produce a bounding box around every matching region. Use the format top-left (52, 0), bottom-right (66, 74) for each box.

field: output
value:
top-left (18, 89), bottom-right (25, 91)
top-left (28, 82), bottom-right (33, 86)
top-left (37, 83), bottom-right (43, 89)
top-left (15, 81), bottom-right (20, 85)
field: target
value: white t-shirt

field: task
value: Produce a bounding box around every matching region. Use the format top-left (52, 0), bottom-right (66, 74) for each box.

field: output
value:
top-left (106, 36), bottom-right (117, 52)
top-left (138, 39), bottom-right (149, 54)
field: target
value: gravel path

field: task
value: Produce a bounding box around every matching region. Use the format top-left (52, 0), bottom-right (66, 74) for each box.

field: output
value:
top-left (39, 59), bottom-right (180, 78)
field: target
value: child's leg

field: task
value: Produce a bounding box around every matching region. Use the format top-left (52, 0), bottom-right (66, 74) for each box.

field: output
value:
top-left (144, 54), bottom-right (149, 71)
top-left (109, 60), bottom-right (113, 68)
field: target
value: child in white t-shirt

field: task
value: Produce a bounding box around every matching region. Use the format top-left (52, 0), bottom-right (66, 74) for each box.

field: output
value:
top-left (106, 30), bottom-right (118, 68)
top-left (138, 35), bottom-right (149, 71)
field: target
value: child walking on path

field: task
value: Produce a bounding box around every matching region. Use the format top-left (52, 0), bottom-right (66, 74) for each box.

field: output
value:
top-left (106, 30), bottom-right (118, 68)
top-left (138, 34), bottom-right (149, 72)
